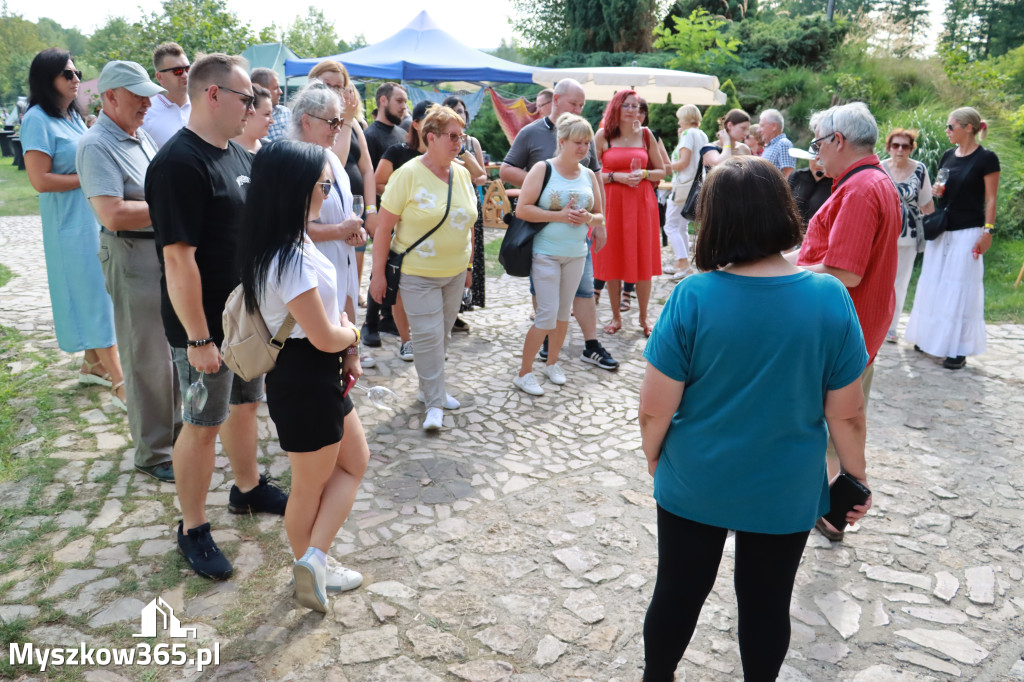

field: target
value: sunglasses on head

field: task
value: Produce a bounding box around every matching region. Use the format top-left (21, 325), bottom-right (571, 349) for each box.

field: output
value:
top-left (317, 181), bottom-right (332, 198)
top-left (308, 114), bottom-right (342, 130)
top-left (889, 142), bottom-right (912, 151)
top-left (207, 85), bottom-right (255, 110)
top-left (158, 65), bottom-right (190, 76)
top-left (62, 69), bottom-right (83, 81)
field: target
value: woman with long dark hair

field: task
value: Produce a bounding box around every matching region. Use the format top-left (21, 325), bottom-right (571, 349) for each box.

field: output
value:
top-left (238, 140), bottom-right (369, 613)
top-left (21, 48), bottom-right (124, 405)
top-left (640, 157), bottom-right (871, 680)
top-left (593, 89), bottom-right (666, 337)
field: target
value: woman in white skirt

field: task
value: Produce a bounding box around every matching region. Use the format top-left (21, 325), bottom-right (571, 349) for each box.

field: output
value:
top-left (905, 107), bottom-right (1000, 370)
top-left (664, 105), bottom-right (708, 279)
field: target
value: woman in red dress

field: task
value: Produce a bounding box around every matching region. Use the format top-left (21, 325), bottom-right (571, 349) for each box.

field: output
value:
top-left (593, 90), bottom-right (666, 336)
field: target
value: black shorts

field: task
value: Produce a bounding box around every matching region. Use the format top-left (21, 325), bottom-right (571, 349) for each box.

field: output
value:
top-left (266, 338), bottom-right (354, 453)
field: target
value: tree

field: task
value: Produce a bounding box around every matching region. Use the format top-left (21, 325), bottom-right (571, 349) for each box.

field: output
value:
top-left (653, 8), bottom-right (742, 72)
top-left (141, 0), bottom-right (258, 62)
top-left (283, 7), bottom-right (340, 58)
top-left (666, 0), bottom-right (757, 22)
top-left (85, 16), bottom-right (152, 73)
top-left (0, 9), bottom-right (45, 103)
top-left (510, 0), bottom-right (662, 60)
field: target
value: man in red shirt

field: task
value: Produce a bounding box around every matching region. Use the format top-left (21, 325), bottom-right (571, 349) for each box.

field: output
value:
top-left (786, 102), bottom-right (901, 541)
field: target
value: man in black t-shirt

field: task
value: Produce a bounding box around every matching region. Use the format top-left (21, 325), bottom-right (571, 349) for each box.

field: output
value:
top-left (146, 53), bottom-right (287, 581)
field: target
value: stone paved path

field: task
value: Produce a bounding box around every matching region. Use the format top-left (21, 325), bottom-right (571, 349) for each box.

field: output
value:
top-left (1, 214), bottom-right (1023, 681)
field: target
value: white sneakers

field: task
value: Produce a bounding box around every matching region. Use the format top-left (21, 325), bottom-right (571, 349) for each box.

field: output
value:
top-left (422, 407), bottom-right (444, 431)
top-left (360, 354), bottom-right (377, 368)
top-left (293, 548), bottom-right (328, 613)
top-left (399, 341), bottom-right (414, 362)
top-left (417, 390), bottom-right (461, 410)
top-left (513, 372), bottom-right (545, 396)
top-left (515, 363), bottom-right (568, 396)
top-left (325, 556), bottom-right (362, 592)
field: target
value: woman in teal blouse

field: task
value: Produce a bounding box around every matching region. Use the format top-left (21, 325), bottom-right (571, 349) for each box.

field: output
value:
top-left (21, 48), bottom-right (122, 405)
top-left (638, 157), bottom-right (872, 681)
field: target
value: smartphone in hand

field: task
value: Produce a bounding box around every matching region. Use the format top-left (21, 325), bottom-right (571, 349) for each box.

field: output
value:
top-left (823, 473), bottom-right (871, 531)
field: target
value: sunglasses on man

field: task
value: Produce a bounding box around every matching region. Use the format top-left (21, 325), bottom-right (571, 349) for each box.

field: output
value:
top-left (158, 65), bottom-right (191, 77)
top-left (62, 69), bottom-right (83, 81)
top-left (206, 85), bottom-right (255, 110)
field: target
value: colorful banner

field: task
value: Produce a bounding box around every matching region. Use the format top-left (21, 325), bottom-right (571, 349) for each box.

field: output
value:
top-left (487, 89), bottom-right (543, 144)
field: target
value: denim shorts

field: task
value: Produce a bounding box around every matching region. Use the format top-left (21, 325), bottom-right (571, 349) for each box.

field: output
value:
top-left (171, 346), bottom-right (264, 427)
top-left (530, 244), bottom-right (594, 299)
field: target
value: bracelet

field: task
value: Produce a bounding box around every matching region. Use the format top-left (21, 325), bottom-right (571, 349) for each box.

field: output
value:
top-left (723, 143), bottom-right (732, 150)
top-left (366, 205), bottom-right (377, 214)
top-left (984, 223), bottom-right (994, 229)
top-left (642, 169), bottom-right (648, 179)
top-left (609, 172), bottom-right (615, 183)
top-left (350, 325), bottom-right (361, 348)
top-left (186, 337), bottom-right (213, 348)
top-left (345, 346), bottom-right (358, 355)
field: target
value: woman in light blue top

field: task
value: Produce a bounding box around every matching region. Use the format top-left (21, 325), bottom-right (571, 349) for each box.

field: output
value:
top-left (639, 156), bottom-right (872, 680)
top-left (512, 113), bottom-right (605, 396)
top-left (21, 48), bottom-right (122, 403)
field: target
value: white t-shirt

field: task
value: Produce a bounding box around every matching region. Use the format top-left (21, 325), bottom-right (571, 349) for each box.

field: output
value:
top-left (312, 148), bottom-right (360, 316)
top-left (672, 127), bottom-right (709, 188)
top-left (260, 236), bottom-right (340, 340)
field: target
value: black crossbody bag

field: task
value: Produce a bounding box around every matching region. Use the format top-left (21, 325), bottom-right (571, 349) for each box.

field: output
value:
top-left (922, 151), bottom-right (980, 241)
top-left (383, 167), bottom-right (453, 305)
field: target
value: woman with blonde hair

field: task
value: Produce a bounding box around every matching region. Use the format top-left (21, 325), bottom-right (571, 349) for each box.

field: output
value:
top-left (880, 128), bottom-right (934, 343)
top-left (905, 107), bottom-right (999, 370)
top-left (512, 113), bottom-right (605, 395)
top-left (369, 106), bottom-right (477, 431)
top-left (664, 104), bottom-right (708, 279)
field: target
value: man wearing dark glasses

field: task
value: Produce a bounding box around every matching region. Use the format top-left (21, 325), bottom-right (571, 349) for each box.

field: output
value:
top-left (146, 53), bottom-right (287, 581)
top-left (142, 42), bottom-right (191, 148)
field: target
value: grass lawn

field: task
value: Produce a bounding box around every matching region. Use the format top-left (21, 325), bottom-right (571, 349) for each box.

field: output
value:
top-left (0, 160), bottom-right (38, 217)
top-left (904, 235), bottom-right (1024, 324)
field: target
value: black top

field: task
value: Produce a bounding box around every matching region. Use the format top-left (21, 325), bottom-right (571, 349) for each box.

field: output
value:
top-left (382, 142), bottom-right (420, 171)
top-left (343, 127), bottom-right (364, 198)
top-left (145, 128), bottom-right (253, 347)
top-left (364, 120), bottom-right (405, 169)
top-left (788, 168), bottom-right (832, 226)
top-left (937, 146), bottom-right (1000, 230)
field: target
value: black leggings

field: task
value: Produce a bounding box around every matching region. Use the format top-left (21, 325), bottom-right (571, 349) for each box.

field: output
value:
top-left (643, 505), bottom-right (810, 682)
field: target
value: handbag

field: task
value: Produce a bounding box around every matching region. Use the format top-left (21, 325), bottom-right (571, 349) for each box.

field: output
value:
top-left (383, 167), bottom-right (454, 305)
top-left (680, 168), bottom-right (703, 221)
top-left (499, 161), bottom-right (554, 277)
top-left (923, 151), bottom-right (980, 241)
top-left (220, 285), bottom-right (295, 382)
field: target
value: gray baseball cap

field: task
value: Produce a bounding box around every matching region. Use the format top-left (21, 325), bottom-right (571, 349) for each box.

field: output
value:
top-left (98, 61), bottom-right (166, 97)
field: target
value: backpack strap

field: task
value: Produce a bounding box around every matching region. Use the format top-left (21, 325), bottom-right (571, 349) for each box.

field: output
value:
top-left (269, 314), bottom-right (295, 349)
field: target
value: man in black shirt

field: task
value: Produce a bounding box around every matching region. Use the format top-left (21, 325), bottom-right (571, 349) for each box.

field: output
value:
top-left (146, 53), bottom-right (287, 581)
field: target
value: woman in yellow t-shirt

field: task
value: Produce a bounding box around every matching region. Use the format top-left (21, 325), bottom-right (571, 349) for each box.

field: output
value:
top-left (370, 106), bottom-right (477, 431)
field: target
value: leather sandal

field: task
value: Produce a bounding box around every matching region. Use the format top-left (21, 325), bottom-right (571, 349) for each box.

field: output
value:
top-left (111, 380), bottom-right (127, 413)
top-left (79, 359), bottom-right (112, 387)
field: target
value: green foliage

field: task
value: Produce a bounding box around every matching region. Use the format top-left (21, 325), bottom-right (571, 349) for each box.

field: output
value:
top-left (0, 159), bottom-right (40, 217)
top-left (510, 0), bottom-right (661, 60)
top-left (729, 13), bottom-right (848, 70)
top-left (665, 0), bottom-right (756, 22)
top-left (0, 12), bottom-right (45, 104)
top-left (144, 0), bottom-right (258, 61)
top-left (653, 9), bottom-right (742, 73)
top-left (700, 78), bottom-right (743, 138)
top-left (282, 7), bottom-right (341, 58)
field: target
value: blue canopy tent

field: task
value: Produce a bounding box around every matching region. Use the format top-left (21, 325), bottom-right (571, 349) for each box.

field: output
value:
top-left (284, 11), bottom-right (536, 84)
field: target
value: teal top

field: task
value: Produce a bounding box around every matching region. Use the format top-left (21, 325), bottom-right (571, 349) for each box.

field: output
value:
top-left (644, 270), bottom-right (868, 534)
top-left (533, 163), bottom-right (594, 258)
top-left (20, 106), bottom-right (114, 352)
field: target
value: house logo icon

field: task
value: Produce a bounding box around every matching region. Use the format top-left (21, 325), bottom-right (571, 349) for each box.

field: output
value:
top-left (132, 597), bottom-right (197, 639)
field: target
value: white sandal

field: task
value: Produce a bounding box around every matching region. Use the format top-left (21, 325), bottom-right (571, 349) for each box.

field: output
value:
top-left (79, 358), bottom-right (112, 387)
top-left (111, 380), bottom-right (127, 413)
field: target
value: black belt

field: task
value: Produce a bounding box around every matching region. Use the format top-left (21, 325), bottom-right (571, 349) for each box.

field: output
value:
top-left (101, 227), bottom-right (155, 240)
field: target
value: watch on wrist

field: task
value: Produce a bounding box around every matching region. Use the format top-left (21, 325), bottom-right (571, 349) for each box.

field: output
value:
top-left (186, 337), bottom-right (213, 348)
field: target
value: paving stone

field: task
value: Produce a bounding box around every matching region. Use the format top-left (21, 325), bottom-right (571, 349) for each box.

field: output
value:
top-left (552, 546), bottom-right (601, 574)
top-left (406, 624), bottom-right (468, 661)
top-left (366, 580), bottom-right (417, 601)
top-left (901, 606), bottom-right (969, 625)
top-left (337, 624), bottom-right (399, 664)
top-left (0, 604), bottom-right (40, 620)
top-left (364, 655), bottom-right (444, 682)
top-left (933, 571), bottom-right (960, 602)
top-left (964, 565), bottom-right (995, 604)
top-left (448, 659), bottom-right (516, 682)
top-left (53, 535), bottom-right (94, 563)
top-left (474, 624), bottom-right (528, 655)
top-left (895, 628), bottom-right (990, 665)
top-left (563, 589), bottom-right (605, 624)
top-left (895, 650), bottom-right (963, 676)
top-left (107, 525), bottom-right (165, 544)
top-left (93, 544), bottom-right (131, 568)
top-left (813, 591), bottom-right (861, 639)
top-left (850, 665), bottom-right (937, 681)
top-left (533, 634), bottom-right (568, 666)
top-left (42, 569), bottom-right (103, 599)
top-left (88, 597), bottom-right (146, 627)
top-left (861, 564), bottom-right (932, 590)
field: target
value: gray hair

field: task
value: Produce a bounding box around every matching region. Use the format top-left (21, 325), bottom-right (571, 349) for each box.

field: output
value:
top-left (759, 108), bottom-right (784, 129)
top-left (553, 78), bottom-right (584, 97)
top-left (289, 80), bottom-right (340, 139)
top-left (809, 102), bottom-right (877, 151)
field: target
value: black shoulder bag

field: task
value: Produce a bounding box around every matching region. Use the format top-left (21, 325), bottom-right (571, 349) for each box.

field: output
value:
top-left (922, 151), bottom-right (980, 241)
top-left (499, 161), bottom-right (553, 278)
top-left (383, 167), bottom-right (453, 305)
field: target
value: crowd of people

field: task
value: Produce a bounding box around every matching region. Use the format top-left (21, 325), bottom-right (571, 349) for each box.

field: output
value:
top-left (20, 40), bottom-right (1001, 665)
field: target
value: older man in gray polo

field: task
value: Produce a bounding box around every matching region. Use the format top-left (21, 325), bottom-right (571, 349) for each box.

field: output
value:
top-left (77, 61), bottom-right (180, 483)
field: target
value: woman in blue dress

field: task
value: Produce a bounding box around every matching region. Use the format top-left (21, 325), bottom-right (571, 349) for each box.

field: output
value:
top-left (21, 49), bottom-right (122, 406)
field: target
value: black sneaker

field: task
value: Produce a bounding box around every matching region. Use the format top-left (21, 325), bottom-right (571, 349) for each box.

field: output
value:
top-left (538, 337), bottom-right (549, 361)
top-left (581, 344), bottom-right (619, 371)
top-left (452, 318), bottom-right (470, 333)
top-left (228, 474), bottom-right (288, 515)
top-left (135, 462), bottom-right (174, 483)
top-left (361, 324), bottom-right (381, 348)
top-left (177, 521), bottom-right (233, 580)
top-left (942, 355), bottom-right (967, 370)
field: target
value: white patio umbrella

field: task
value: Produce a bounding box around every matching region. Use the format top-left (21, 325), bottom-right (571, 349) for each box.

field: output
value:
top-left (532, 66), bottom-right (727, 105)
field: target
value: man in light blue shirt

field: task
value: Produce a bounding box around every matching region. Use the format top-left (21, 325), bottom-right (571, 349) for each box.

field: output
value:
top-left (759, 108), bottom-right (795, 179)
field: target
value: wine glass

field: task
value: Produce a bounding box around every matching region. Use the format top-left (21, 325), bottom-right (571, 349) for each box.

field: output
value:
top-left (353, 383), bottom-right (400, 410)
top-left (630, 158), bottom-right (642, 175)
top-left (934, 168), bottom-right (949, 197)
top-left (351, 194), bottom-right (364, 217)
top-left (185, 371), bottom-right (208, 412)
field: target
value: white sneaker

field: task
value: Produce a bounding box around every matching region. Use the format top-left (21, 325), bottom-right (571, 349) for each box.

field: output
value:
top-left (542, 363), bottom-right (566, 385)
top-left (360, 354), bottom-right (377, 368)
top-left (399, 340), bottom-right (414, 362)
top-left (293, 549), bottom-right (328, 613)
top-left (417, 390), bottom-right (460, 409)
top-left (513, 372), bottom-right (544, 396)
top-left (422, 407), bottom-right (444, 431)
top-left (673, 267), bottom-right (694, 280)
top-left (326, 556), bottom-right (362, 592)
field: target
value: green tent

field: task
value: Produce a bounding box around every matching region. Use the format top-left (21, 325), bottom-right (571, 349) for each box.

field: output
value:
top-left (241, 43), bottom-right (307, 100)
